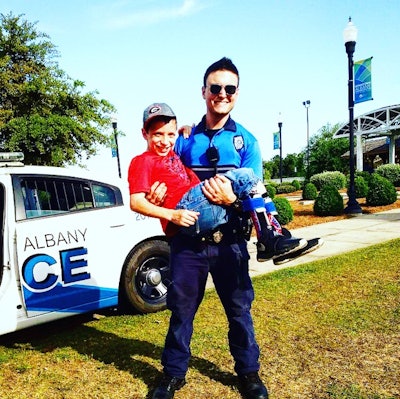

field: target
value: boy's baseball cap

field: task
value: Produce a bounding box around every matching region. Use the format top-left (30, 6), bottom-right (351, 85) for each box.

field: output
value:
top-left (143, 103), bottom-right (176, 127)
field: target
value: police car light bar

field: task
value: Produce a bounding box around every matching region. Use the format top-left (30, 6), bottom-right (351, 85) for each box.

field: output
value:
top-left (0, 152), bottom-right (25, 166)
top-left (0, 152), bottom-right (24, 162)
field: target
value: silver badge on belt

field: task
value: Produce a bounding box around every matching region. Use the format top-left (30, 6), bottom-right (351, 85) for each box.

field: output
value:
top-left (213, 230), bottom-right (223, 243)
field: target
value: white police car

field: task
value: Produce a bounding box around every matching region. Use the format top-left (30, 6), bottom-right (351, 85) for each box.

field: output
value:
top-left (0, 153), bottom-right (170, 335)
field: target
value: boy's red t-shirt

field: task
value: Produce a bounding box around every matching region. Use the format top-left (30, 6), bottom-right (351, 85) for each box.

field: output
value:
top-left (128, 150), bottom-right (200, 234)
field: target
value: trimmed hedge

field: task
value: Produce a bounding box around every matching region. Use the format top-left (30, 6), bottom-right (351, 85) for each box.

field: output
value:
top-left (376, 164), bottom-right (400, 186)
top-left (264, 184), bottom-right (276, 199)
top-left (273, 197), bottom-right (294, 225)
top-left (291, 179), bottom-right (301, 190)
top-left (366, 174), bottom-right (397, 206)
top-left (310, 171), bottom-right (346, 190)
top-left (275, 184), bottom-right (297, 194)
top-left (353, 176), bottom-right (369, 198)
top-left (302, 182), bottom-right (318, 200)
top-left (314, 185), bottom-right (344, 216)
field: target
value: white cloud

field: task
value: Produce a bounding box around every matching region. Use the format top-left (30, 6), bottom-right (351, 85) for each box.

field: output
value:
top-left (96, 0), bottom-right (207, 30)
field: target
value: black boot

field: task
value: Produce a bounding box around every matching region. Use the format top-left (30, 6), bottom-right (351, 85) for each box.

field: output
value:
top-left (151, 374), bottom-right (186, 399)
top-left (238, 372), bottom-right (269, 399)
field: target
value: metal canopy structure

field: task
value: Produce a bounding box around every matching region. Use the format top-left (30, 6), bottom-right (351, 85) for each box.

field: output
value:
top-left (334, 104), bottom-right (400, 170)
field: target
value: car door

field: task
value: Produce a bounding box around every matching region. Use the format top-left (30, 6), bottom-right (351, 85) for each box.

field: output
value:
top-left (13, 174), bottom-right (127, 317)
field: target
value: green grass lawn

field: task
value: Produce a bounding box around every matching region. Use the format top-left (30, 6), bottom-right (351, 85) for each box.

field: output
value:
top-left (0, 239), bottom-right (399, 399)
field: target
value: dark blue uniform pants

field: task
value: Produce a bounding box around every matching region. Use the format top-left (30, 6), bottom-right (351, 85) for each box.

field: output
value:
top-left (161, 234), bottom-right (260, 378)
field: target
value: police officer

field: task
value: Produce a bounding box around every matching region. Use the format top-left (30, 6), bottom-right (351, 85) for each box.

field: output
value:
top-left (150, 57), bottom-right (271, 399)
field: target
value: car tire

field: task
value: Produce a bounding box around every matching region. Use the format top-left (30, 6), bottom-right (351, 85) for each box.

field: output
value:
top-left (120, 239), bottom-right (170, 313)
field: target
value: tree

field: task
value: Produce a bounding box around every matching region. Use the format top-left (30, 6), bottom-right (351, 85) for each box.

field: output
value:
top-left (263, 157), bottom-right (279, 180)
top-left (308, 123), bottom-right (349, 176)
top-left (294, 151), bottom-right (306, 177)
top-left (0, 13), bottom-right (115, 166)
top-left (263, 153), bottom-right (304, 180)
top-left (283, 153), bottom-right (302, 177)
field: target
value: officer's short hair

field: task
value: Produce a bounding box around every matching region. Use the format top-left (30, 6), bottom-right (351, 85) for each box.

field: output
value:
top-left (203, 57), bottom-right (239, 86)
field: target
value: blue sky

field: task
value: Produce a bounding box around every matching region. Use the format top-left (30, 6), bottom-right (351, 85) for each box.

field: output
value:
top-left (2, 0), bottom-right (400, 179)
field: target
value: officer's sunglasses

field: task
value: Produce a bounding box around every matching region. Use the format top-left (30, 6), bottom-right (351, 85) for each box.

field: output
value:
top-left (208, 84), bottom-right (237, 95)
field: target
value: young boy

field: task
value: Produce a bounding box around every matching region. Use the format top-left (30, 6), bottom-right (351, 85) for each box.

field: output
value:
top-left (128, 103), bottom-right (310, 261)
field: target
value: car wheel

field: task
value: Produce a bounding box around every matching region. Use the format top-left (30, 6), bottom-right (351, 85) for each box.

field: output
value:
top-left (120, 239), bottom-right (170, 313)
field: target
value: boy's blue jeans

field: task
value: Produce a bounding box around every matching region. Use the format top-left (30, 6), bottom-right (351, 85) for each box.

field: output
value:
top-left (176, 167), bottom-right (259, 235)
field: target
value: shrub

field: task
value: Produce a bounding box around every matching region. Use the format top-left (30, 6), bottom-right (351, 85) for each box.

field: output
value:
top-left (313, 185), bottom-right (344, 216)
top-left (375, 164), bottom-right (400, 186)
top-left (366, 174), bottom-right (397, 206)
top-left (302, 182), bottom-right (318, 200)
top-left (273, 197), bottom-right (294, 225)
top-left (355, 170), bottom-right (374, 190)
top-left (356, 170), bottom-right (373, 182)
top-left (352, 175), bottom-right (369, 198)
top-left (266, 180), bottom-right (278, 188)
top-left (275, 184), bottom-right (297, 194)
top-left (291, 179), bottom-right (301, 190)
top-left (310, 171), bottom-right (346, 190)
top-left (264, 184), bottom-right (276, 199)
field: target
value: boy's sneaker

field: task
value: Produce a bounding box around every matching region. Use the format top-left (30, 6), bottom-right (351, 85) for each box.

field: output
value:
top-left (273, 237), bottom-right (324, 265)
top-left (257, 235), bottom-right (307, 262)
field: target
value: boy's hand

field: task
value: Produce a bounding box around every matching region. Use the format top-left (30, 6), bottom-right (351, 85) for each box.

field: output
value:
top-left (146, 181), bottom-right (167, 206)
top-left (202, 175), bottom-right (236, 206)
top-left (171, 209), bottom-right (200, 227)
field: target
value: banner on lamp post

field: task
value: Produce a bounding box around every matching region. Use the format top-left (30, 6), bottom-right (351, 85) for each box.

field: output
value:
top-left (111, 136), bottom-right (117, 158)
top-left (273, 131), bottom-right (280, 150)
top-left (354, 57), bottom-right (373, 104)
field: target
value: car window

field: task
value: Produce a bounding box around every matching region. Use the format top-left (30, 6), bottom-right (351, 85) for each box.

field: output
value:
top-left (14, 175), bottom-right (122, 220)
top-left (93, 184), bottom-right (117, 208)
top-left (21, 177), bottom-right (93, 218)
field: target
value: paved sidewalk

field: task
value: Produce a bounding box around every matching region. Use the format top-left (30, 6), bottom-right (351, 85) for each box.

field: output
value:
top-left (206, 209), bottom-right (400, 288)
top-left (247, 208), bottom-right (400, 278)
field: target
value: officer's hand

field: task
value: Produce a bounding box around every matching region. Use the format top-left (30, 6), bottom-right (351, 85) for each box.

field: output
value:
top-left (202, 175), bottom-right (237, 205)
top-left (171, 209), bottom-right (200, 227)
top-left (178, 124), bottom-right (195, 139)
top-left (146, 181), bottom-right (167, 206)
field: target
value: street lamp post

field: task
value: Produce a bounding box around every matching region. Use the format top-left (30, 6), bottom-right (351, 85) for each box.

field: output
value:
top-left (278, 113), bottom-right (283, 183)
top-left (302, 100), bottom-right (311, 178)
top-left (343, 17), bottom-right (362, 214)
top-left (112, 118), bottom-right (122, 178)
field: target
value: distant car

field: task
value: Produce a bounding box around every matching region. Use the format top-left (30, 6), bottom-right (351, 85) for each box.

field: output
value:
top-left (0, 152), bottom-right (170, 336)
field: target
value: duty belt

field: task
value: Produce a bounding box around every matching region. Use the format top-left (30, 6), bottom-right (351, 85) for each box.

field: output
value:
top-left (200, 230), bottom-right (224, 244)
top-left (198, 228), bottom-right (243, 245)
